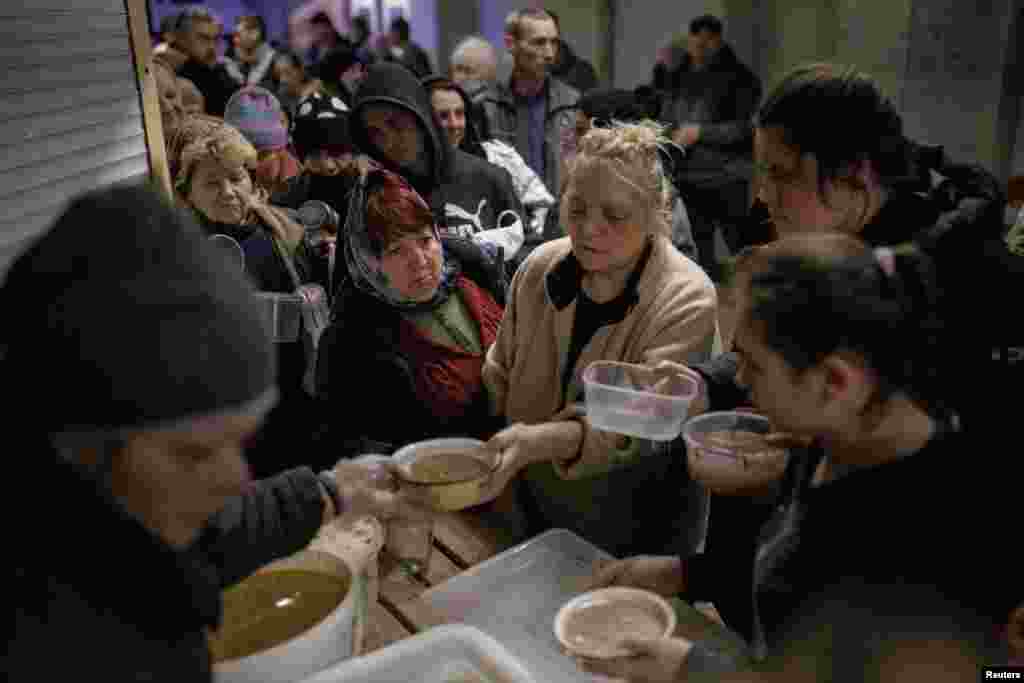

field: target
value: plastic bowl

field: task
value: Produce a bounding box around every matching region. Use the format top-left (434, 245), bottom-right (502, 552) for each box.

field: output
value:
top-left (582, 361), bottom-right (700, 441)
top-left (554, 587), bottom-right (677, 659)
top-left (681, 411), bottom-right (789, 496)
top-left (213, 550), bottom-right (358, 683)
top-left (392, 438), bottom-right (498, 512)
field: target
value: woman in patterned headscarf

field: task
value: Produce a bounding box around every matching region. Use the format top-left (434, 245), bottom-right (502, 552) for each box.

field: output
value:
top-left (316, 168), bottom-right (507, 453)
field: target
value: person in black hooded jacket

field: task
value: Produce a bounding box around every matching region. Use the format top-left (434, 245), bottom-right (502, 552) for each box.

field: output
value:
top-left (349, 62), bottom-right (526, 267)
top-left (423, 75), bottom-right (555, 273)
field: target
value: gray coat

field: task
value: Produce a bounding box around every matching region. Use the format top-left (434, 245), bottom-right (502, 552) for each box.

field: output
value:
top-left (474, 76), bottom-right (579, 199)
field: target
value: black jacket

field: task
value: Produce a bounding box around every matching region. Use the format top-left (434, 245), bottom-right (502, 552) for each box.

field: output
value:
top-left (551, 40), bottom-right (599, 93)
top-left (316, 237), bottom-right (506, 454)
top-left (680, 426), bottom-right (1015, 672)
top-left (178, 59), bottom-right (240, 117)
top-left (198, 212), bottom-right (329, 476)
top-left (350, 63), bottom-right (524, 254)
top-left (656, 43), bottom-right (761, 172)
top-left (11, 454), bottom-right (326, 682)
top-left (383, 42), bottom-right (433, 80)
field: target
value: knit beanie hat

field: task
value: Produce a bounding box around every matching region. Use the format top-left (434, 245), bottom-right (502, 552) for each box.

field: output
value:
top-left (291, 91), bottom-right (354, 162)
top-left (224, 86), bottom-right (289, 151)
top-left (0, 183), bottom-right (276, 435)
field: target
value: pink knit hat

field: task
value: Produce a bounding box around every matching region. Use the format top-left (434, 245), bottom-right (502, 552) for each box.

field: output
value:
top-left (224, 86), bottom-right (288, 151)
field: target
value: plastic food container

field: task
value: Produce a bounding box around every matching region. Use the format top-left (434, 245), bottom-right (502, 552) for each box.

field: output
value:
top-left (213, 550), bottom-right (361, 683)
top-left (417, 529), bottom-right (615, 682)
top-left (583, 361), bottom-right (700, 441)
top-left (555, 587), bottom-right (677, 659)
top-left (255, 291), bottom-right (304, 343)
top-left (300, 624), bottom-right (536, 683)
top-left (681, 411), bottom-right (790, 496)
top-left (392, 438), bottom-right (499, 512)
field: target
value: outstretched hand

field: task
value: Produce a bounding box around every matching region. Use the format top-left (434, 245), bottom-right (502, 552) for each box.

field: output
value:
top-left (576, 636), bottom-right (694, 682)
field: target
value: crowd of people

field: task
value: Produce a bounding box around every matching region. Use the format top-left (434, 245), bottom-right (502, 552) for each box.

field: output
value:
top-left (9, 3), bottom-right (1022, 682)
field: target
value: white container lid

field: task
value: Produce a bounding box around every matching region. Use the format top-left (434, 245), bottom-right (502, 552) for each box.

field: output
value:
top-left (300, 624), bottom-right (537, 683)
top-left (416, 529), bottom-right (617, 682)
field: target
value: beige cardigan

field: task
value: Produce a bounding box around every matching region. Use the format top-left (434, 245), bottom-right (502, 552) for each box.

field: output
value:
top-left (483, 234), bottom-right (718, 480)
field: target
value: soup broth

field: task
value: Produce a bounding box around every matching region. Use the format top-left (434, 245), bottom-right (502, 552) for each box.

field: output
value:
top-left (409, 451), bottom-right (490, 483)
top-left (209, 568), bottom-right (349, 662)
top-left (702, 430), bottom-right (786, 460)
top-left (563, 598), bottom-right (666, 655)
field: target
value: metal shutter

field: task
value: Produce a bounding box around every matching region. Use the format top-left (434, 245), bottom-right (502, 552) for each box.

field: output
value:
top-left (0, 0), bottom-right (151, 275)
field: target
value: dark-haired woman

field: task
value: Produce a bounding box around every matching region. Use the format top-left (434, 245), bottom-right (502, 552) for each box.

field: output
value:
top-left (748, 63), bottom-right (1016, 433)
top-left (581, 234), bottom-right (1016, 681)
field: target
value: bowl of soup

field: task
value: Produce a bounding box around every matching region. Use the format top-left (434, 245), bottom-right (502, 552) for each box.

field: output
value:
top-left (211, 550), bottom-right (358, 683)
top-left (392, 438), bottom-right (499, 512)
top-left (682, 411), bottom-right (789, 496)
top-left (554, 587), bottom-right (677, 659)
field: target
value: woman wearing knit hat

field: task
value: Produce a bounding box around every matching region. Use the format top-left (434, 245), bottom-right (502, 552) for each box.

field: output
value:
top-left (271, 91), bottom-right (363, 234)
top-left (224, 86), bottom-right (303, 196)
top-left (7, 184), bottom-right (430, 682)
top-left (271, 49), bottom-right (326, 117)
top-left (168, 114), bottom-right (332, 476)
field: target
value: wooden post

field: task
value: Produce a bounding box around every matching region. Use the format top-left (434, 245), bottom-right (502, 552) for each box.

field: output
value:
top-left (123, 0), bottom-right (173, 200)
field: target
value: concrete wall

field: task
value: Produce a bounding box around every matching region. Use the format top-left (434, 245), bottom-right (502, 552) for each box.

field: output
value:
top-left (434, 0), bottom-right (478, 75)
top-left (728, 0), bottom-right (1020, 179)
top-left (544, 0), bottom-right (612, 84)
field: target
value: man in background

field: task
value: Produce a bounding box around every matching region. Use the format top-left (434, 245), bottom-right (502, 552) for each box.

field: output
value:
top-left (449, 35), bottom-right (499, 140)
top-left (655, 14), bottom-right (761, 278)
top-left (475, 8), bottom-right (578, 220)
top-left (159, 5), bottom-right (239, 117)
top-left (384, 16), bottom-right (432, 79)
top-left (451, 35), bottom-right (498, 94)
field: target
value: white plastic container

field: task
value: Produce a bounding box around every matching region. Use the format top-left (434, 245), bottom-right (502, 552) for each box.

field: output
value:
top-left (583, 361), bottom-right (700, 441)
top-left (555, 586), bottom-right (677, 659)
top-left (417, 529), bottom-right (615, 682)
top-left (213, 550), bottom-right (362, 683)
top-left (300, 624), bottom-right (537, 683)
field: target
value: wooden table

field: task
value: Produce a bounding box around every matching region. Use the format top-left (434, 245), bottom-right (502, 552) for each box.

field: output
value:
top-left (361, 509), bottom-right (522, 653)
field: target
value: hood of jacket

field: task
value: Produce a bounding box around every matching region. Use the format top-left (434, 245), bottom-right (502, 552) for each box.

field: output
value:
top-left (351, 63), bottom-right (452, 195)
top-left (421, 74), bottom-right (486, 159)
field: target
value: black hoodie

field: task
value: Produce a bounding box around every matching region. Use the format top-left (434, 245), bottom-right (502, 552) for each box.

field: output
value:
top-left (350, 63), bottom-right (524, 256)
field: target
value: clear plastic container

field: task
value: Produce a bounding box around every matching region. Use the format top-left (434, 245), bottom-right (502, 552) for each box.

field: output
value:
top-left (255, 291), bottom-right (304, 343)
top-left (300, 624), bottom-right (537, 683)
top-left (418, 529), bottom-right (615, 682)
top-left (583, 361), bottom-right (700, 441)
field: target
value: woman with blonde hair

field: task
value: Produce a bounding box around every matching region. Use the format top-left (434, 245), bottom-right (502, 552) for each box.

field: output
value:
top-left (477, 121), bottom-right (719, 557)
top-left (167, 115), bottom-right (331, 476)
